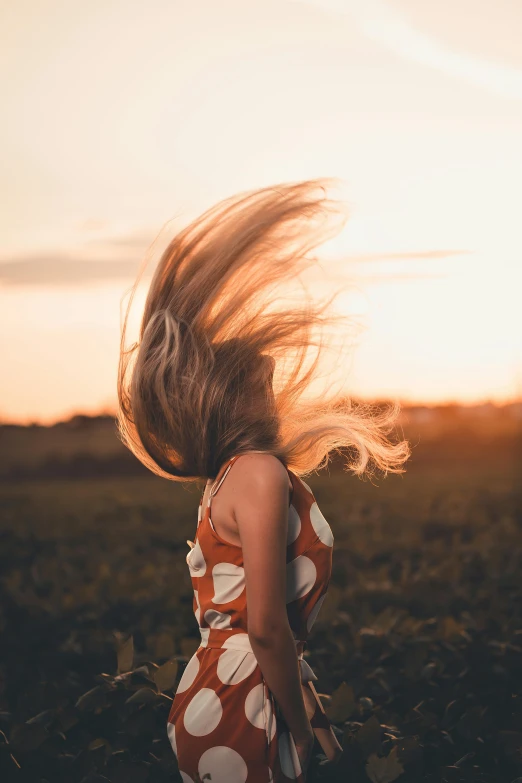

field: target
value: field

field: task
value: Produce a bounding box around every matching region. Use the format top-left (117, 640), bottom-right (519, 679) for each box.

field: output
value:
top-left (0, 403), bottom-right (521, 783)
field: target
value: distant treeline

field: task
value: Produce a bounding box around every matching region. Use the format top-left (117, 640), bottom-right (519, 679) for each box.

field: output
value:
top-left (0, 402), bottom-right (520, 482)
top-left (0, 450), bottom-right (152, 482)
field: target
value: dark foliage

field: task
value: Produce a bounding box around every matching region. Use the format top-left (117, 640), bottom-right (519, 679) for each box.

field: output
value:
top-left (0, 417), bottom-right (521, 782)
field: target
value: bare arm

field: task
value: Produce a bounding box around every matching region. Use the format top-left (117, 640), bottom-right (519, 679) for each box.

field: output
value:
top-left (230, 454), bottom-right (313, 745)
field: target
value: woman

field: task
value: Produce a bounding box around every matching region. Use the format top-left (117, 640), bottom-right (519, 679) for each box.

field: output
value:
top-left (117, 178), bottom-right (410, 782)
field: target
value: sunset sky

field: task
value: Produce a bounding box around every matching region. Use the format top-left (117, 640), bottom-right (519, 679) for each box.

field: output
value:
top-left (1, 0), bottom-right (521, 424)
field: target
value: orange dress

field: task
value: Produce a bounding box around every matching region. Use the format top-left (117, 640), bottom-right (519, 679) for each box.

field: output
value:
top-left (166, 455), bottom-right (339, 782)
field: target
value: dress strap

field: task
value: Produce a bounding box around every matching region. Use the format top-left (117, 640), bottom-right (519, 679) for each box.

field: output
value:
top-left (209, 455), bottom-right (240, 498)
top-left (208, 449), bottom-right (280, 500)
top-left (208, 451), bottom-right (292, 500)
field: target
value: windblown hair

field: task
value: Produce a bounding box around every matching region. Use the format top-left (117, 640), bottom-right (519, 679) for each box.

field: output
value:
top-left (117, 178), bottom-right (411, 482)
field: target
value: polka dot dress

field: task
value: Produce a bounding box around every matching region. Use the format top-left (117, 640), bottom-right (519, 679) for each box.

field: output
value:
top-left (167, 455), bottom-right (336, 782)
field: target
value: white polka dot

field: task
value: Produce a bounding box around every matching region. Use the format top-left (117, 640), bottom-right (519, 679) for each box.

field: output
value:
top-left (197, 504), bottom-right (202, 524)
top-left (307, 592), bottom-right (327, 632)
top-left (245, 683), bottom-right (276, 741)
top-left (211, 562), bottom-right (245, 604)
top-left (286, 555), bottom-right (317, 603)
top-left (194, 590), bottom-right (200, 624)
top-left (217, 649), bottom-right (258, 684)
top-left (183, 688), bottom-right (222, 736)
top-left (279, 731), bottom-right (302, 779)
top-left (179, 773), bottom-right (193, 783)
top-left (199, 627), bottom-right (209, 647)
top-left (198, 746), bottom-right (248, 783)
top-left (167, 721), bottom-right (177, 755)
top-left (222, 633), bottom-right (249, 649)
top-left (268, 768), bottom-right (273, 781)
top-left (309, 502), bottom-right (334, 546)
top-left (186, 538), bottom-right (207, 576)
top-left (287, 505), bottom-right (301, 545)
top-left (204, 609), bottom-right (232, 629)
top-left (176, 653), bottom-right (200, 694)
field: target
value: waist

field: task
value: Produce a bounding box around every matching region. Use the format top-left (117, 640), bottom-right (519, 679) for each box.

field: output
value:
top-left (198, 627), bottom-right (317, 682)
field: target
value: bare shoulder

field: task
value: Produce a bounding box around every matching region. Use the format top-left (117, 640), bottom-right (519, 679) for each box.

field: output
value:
top-left (229, 454), bottom-right (292, 535)
top-left (231, 453), bottom-right (292, 493)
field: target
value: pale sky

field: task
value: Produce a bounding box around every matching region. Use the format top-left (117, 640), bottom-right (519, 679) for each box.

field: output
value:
top-left (1, 0), bottom-right (521, 424)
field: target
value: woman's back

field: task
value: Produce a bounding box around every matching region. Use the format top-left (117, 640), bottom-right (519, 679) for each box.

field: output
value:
top-left (167, 452), bottom-right (339, 781)
top-left (198, 452), bottom-right (294, 549)
top-left (117, 179), bottom-right (410, 780)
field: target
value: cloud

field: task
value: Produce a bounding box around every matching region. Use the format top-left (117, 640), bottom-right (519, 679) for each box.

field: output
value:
top-left (0, 246), bottom-right (468, 287)
top-left (346, 249), bottom-right (472, 262)
top-left (0, 253), bottom-right (149, 287)
top-left (289, 0), bottom-right (522, 100)
top-left (0, 228), bottom-right (161, 287)
top-left (82, 230), bottom-right (156, 250)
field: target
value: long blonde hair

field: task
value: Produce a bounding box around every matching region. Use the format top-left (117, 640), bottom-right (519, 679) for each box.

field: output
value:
top-left (117, 178), bottom-right (410, 481)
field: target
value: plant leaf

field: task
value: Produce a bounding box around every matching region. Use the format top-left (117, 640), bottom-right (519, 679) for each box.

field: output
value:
top-left (325, 681), bottom-right (357, 723)
top-left (75, 686), bottom-right (108, 712)
top-left (116, 635), bottom-right (134, 674)
top-left (125, 687), bottom-right (160, 705)
top-left (154, 658), bottom-right (179, 692)
top-left (366, 748), bottom-right (405, 783)
top-left (9, 722), bottom-right (49, 752)
top-left (357, 716), bottom-right (383, 758)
